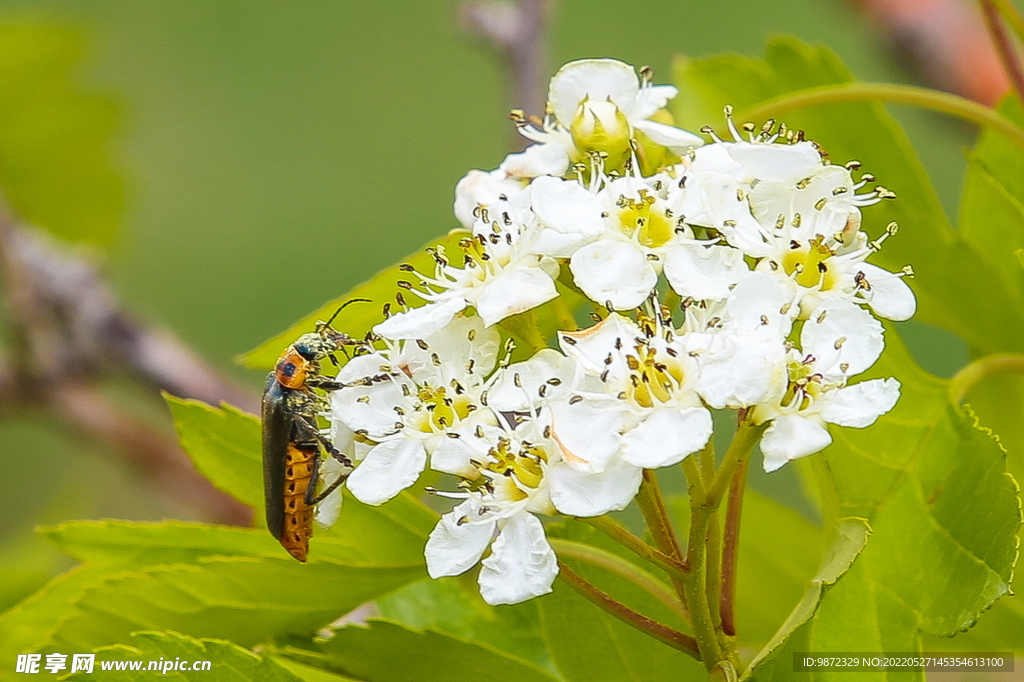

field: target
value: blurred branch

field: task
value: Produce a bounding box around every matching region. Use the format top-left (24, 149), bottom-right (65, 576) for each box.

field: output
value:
top-left (850, 0), bottom-right (1010, 105)
top-left (0, 204), bottom-right (255, 526)
top-left (981, 0), bottom-right (1024, 101)
top-left (459, 0), bottom-right (551, 149)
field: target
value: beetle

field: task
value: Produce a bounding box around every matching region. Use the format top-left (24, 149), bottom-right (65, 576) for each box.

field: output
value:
top-left (261, 299), bottom-right (369, 562)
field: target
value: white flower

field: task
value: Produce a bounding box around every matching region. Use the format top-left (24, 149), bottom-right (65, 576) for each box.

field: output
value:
top-left (331, 315), bottom-right (500, 504)
top-left (672, 118), bottom-right (915, 321)
top-left (529, 173), bottom-right (744, 309)
top-left (750, 298), bottom-right (901, 472)
top-left (374, 195), bottom-right (559, 339)
top-left (501, 59), bottom-right (703, 179)
top-left (680, 270), bottom-right (794, 409)
top-left (453, 169), bottom-right (528, 231)
top-left (554, 312), bottom-right (713, 471)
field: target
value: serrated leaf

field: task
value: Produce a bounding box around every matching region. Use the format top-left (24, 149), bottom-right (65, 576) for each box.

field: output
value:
top-left (745, 331), bottom-right (1020, 679)
top-left (921, 369), bottom-right (1024, 654)
top-left (0, 25), bottom-right (124, 244)
top-left (744, 518), bottom-right (870, 678)
top-left (306, 619), bottom-right (562, 682)
top-left (537, 521), bottom-right (705, 682)
top-left (41, 555), bottom-right (424, 655)
top-left (240, 229), bottom-right (470, 370)
top-left (165, 395), bottom-right (263, 511)
top-left (67, 630), bottom-right (302, 682)
top-left (376, 578), bottom-right (555, 674)
top-left (673, 37), bottom-right (1024, 355)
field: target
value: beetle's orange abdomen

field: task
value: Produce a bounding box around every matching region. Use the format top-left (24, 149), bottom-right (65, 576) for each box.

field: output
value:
top-left (280, 442), bottom-right (316, 562)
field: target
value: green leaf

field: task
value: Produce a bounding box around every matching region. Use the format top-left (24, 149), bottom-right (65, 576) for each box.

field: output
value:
top-left (732, 491), bottom-right (825, 650)
top-left (303, 619), bottom-right (563, 682)
top-left (537, 521), bottom-right (705, 682)
top-left (672, 36), bottom-right (1024, 355)
top-left (240, 229), bottom-right (470, 369)
top-left (67, 630), bottom-right (303, 682)
top-left (0, 25), bottom-right (124, 244)
top-left (165, 395), bottom-right (263, 511)
top-left (0, 565), bottom-right (113, 667)
top-left (163, 393), bottom-right (437, 562)
top-left (40, 520), bottom-right (284, 566)
top-left (42, 555), bottom-right (424, 654)
top-left (376, 578), bottom-right (555, 674)
top-left (970, 96), bottom-right (1024, 205)
top-left (744, 518), bottom-right (870, 679)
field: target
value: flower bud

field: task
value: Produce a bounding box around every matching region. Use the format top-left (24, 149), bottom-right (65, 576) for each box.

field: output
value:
top-left (570, 96), bottom-right (631, 158)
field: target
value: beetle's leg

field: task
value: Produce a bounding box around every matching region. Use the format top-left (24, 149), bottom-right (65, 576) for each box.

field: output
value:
top-left (303, 449), bottom-right (323, 506)
top-left (308, 469), bottom-right (351, 505)
top-left (295, 416), bottom-right (354, 468)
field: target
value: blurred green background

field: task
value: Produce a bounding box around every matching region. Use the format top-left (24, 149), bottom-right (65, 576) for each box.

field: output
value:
top-left (0, 0), bottom-right (1005, 610)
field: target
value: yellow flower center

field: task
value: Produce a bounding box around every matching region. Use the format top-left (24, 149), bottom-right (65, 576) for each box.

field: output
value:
top-left (616, 189), bottom-right (673, 248)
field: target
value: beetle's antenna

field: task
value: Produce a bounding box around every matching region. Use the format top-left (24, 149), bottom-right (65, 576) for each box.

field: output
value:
top-left (318, 297), bottom-right (371, 332)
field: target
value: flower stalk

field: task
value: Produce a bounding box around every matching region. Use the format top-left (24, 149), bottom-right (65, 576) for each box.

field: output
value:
top-left (556, 560), bottom-right (701, 659)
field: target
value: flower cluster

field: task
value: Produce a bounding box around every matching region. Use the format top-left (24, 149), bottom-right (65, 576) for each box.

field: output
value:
top-left (327, 59), bottom-right (915, 605)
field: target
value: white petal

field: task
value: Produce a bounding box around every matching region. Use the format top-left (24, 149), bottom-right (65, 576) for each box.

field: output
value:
top-left (471, 261), bottom-right (558, 326)
top-left (347, 438), bottom-right (427, 505)
top-left (570, 238), bottom-right (658, 310)
top-left (630, 84), bottom-right (680, 120)
top-left (694, 175), bottom-right (772, 257)
top-left (332, 354), bottom-right (408, 438)
top-left (453, 170), bottom-right (523, 230)
top-left (430, 421), bottom-right (504, 477)
top-left (420, 313), bottom-right (501, 379)
top-left (633, 118), bottom-right (704, 153)
top-left (621, 406), bottom-right (713, 468)
top-left (558, 312), bottom-right (639, 381)
top-left (549, 455), bottom-right (643, 516)
top-left (725, 270), bottom-right (794, 334)
top-left (313, 456), bottom-right (346, 528)
top-left (479, 513), bottom-right (558, 605)
top-left (801, 297), bottom-right (883, 379)
top-left (820, 378), bottom-right (901, 428)
top-left (549, 396), bottom-right (625, 473)
top-left (373, 297), bottom-right (468, 340)
top-left (663, 243), bottom-right (747, 301)
top-left (498, 140), bottom-right (571, 179)
top-left (759, 413), bottom-right (832, 472)
top-left (726, 140), bottom-right (822, 183)
top-left (549, 59), bottom-right (638, 126)
top-left (748, 164), bottom-right (854, 235)
top-left (425, 500), bottom-right (497, 578)
top-left (855, 262), bottom-right (916, 321)
top-left (487, 348), bottom-right (574, 412)
top-left (690, 329), bottom-right (788, 409)
top-left (530, 175), bottom-right (606, 239)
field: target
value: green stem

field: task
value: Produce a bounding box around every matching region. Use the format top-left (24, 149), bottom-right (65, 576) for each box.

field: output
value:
top-left (735, 83), bottom-right (1024, 152)
top-left (989, 0), bottom-right (1024, 41)
top-left (551, 286), bottom-right (579, 331)
top-left (636, 470), bottom-right (687, 561)
top-left (579, 515), bottom-right (689, 577)
top-left (549, 539), bottom-right (689, 622)
top-left (948, 353), bottom-right (1024, 405)
top-left (705, 508), bottom-right (722, 628)
top-left (556, 561), bottom-right (701, 659)
top-left (703, 421), bottom-right (764, 508)
top-left (682, 464), bottom-right (726, 671)
top-left (719, 447), bottom-right (751, 638)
